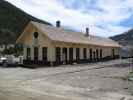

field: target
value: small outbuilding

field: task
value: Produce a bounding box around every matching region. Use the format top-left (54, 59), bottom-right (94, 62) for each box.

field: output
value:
top-left (16, 21), bottom-right (121, 66)
top-left (120, 45), bottom-right (133, 58)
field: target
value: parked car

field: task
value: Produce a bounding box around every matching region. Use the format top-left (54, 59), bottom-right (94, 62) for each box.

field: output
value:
top-left (0, 55), bottom-right (23, 67)
top-left (0, 56), bottom-right (7, 66)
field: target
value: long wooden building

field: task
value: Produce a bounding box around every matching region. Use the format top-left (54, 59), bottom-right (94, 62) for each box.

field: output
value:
top-left (16, 21), bottom-right (121, 66)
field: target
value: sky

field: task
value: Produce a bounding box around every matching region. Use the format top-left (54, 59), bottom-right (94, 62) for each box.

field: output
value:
top-left (6, 0), bottom-right (133, 37)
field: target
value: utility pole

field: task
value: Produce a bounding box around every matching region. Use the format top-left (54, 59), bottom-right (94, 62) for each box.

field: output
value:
top-left (132, 48), bottom-right (133, 72)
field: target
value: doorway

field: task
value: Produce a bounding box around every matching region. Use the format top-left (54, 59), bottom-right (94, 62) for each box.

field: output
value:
top-left (42, 47), bottom-right (47, 63)
top-left (100, 49), bottom-right (103, 59)
top-left (89, 49), bottom-right (92, 61)
top-left (56, 47), bottom-right (61, 64)
top-left (93, 51), bottom-right (96, 61)
top-left (34, 47), bottom-right (39, 64)
top-left (69, 48), bottom-right (73, 64)
top-left (112, 49), bottom-right (115, 58)
top-left (76, 48), bottom-right (80, 63)
top-left (96, 49), bottom-right (99, 61)
top-left (62, 48), bottom-right (67, 64)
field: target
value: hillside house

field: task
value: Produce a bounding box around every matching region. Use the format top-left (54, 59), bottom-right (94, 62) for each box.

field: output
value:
top-left (16, 21), bottom-right (121, 66)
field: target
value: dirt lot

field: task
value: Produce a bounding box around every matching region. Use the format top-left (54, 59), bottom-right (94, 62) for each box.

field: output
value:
top-left (0, 59), bottom-right (133, 100)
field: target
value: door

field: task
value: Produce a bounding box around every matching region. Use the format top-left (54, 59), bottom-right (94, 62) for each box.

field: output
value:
top-left (100, 49), bottom-right (103, 59)
top-left (83, 48), bottom-right (87, 59)
top-left (76, 48), bottom-right (80, 62)
top-left (96, 49), bottom-right (99, 60)
top-left (42, 47), bottom-right (47, 62)
top-left (112, 49), bottom-right (115, 58)
top-left (89, 49), bottom-right (92, 61)
top-left (62, 48), bottom-right (67, 64)
top-left (93, 51), bottom-right (96, 61)
top-left (69, 48), bottom-right (73, 63)
top-left (56, 47), bottom-right (61, 64)
top-left (34, 47), bottom-right (39, 61)
top-left (27, 48), bottom-right (31, 60)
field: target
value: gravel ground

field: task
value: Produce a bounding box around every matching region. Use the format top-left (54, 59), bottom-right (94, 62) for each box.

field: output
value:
top-left (0, 59), bottom-right (132, 100)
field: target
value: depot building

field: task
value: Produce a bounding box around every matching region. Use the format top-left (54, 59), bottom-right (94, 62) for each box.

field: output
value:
top-left (16, 21), bottom-right (121, 66)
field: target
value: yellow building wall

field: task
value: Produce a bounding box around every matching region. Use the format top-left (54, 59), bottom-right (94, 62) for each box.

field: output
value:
top-left (51, 42), bottom-right (119, 61)
top-left (21, 23), bottom-right (55, 61)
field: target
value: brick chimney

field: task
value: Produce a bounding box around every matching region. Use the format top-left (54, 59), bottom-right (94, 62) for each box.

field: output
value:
top-left (56, 20), bottom-right (61, 28)
top-left (85, 27), bottom-right (89, 36)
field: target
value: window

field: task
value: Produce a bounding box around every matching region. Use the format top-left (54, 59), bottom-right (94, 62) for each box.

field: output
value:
top-left (83, 48), bottom-right (87, 59)
top-left (33, 32), bottom-right (39, 46)
top-left (27, 48), bottom-right (31, 60)
top-left (42, 47), bottom-right (47, 61)
top-left (34, 32), bottom-right (39, 38)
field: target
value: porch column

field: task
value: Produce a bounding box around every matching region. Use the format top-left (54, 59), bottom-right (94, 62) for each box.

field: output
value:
top-left (23, 46), bottom-right (27, 60)
top-left (48, 46), bottom-right (55, 66)
top-left (98, 49), bottom-right (100, 59)
top-left (73, 48), bottom-right (76, 61)
top-left (80, 48), bottom-right (83, 60)
top-left (39, 47), bottom-right (42, 61)
top-left (86, 48), bottom-right (89, 60)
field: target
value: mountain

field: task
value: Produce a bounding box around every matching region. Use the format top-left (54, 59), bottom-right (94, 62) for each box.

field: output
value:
top-left (110, 28), bottom-right (133, 46)
top-left (0, 0), bottom-right (51, 45)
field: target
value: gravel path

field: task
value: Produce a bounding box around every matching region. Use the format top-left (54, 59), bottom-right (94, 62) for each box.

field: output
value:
top-left (0, 59), bottom-right (132, 100)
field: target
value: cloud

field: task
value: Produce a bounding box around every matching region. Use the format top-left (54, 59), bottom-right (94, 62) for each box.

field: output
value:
top-left (6, 0), bottom-right (133, 37)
